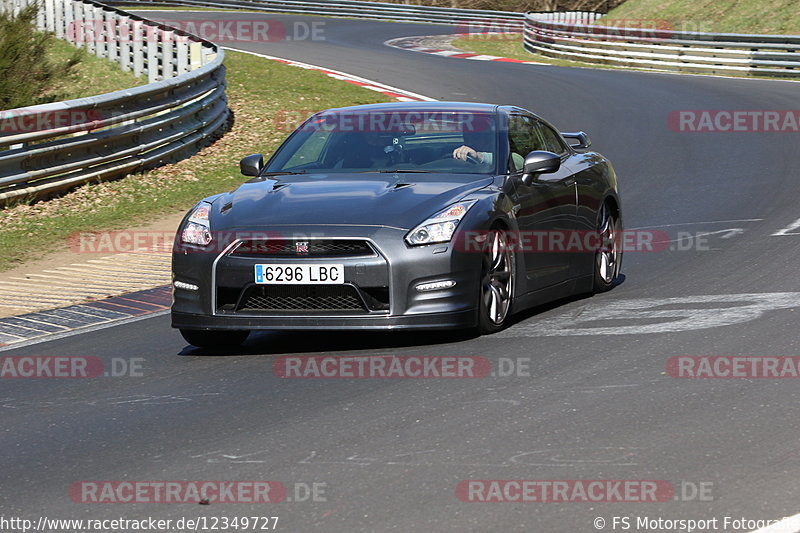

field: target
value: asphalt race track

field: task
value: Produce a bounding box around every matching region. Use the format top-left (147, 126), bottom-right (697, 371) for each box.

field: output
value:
top-left (3, 12), bottom-right (800, 532)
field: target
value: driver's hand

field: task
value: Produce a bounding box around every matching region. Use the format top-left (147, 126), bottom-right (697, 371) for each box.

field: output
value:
top-left (453, 146), bottom-right (482, 162)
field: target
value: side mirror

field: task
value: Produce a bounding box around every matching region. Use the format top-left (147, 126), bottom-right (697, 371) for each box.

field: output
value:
top-left (240, 153), bottom-right (264, 176)
top-left (560, 131), bottom-right (591, 149)
top-left (521, 151), bottom-right (561, 185)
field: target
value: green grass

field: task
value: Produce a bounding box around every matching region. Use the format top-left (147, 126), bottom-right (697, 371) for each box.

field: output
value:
top-left (42, 39), bottom-right (145, 102)
top-left (603, 0), bottom-right (800, 35)
top-left (0, 50), bottom-right (390, 271)
top-left (451, 35), bottom-right (616, 69)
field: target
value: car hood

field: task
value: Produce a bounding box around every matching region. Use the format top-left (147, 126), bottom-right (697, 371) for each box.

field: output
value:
top-left (211, 173), bottom-right (495, 230)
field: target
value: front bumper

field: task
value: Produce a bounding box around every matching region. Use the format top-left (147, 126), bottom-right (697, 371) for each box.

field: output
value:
top-left (172, 309), bottom-right (477, 331)
top-left (171, 225), bottom-right (482, 331)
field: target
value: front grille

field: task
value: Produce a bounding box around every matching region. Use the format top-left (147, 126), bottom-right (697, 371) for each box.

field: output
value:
top-left (229, 239), bottom-right (375, 258)
top-left (236, 285), bottom-right (367, 312)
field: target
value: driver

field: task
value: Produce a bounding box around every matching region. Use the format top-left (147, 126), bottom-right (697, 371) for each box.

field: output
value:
top-left (453, 127), bottom-right (494, 164)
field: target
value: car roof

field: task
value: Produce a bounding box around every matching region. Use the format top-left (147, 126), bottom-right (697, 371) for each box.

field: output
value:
top-left (320, 101), bottom-right (502, 114)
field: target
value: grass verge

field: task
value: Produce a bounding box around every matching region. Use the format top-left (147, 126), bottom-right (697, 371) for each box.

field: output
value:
top-left (43, 39), bottom-right (145, 102)
top-left (0, 50), bottom-right (391, 272)
top-left (604, 0), bottom-right (800, 35)
top-left (451, 35), bottom-right (618, 69)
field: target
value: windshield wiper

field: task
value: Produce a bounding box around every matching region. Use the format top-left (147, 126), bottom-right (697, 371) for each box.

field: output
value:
top-left (371, 169), bottom-right (433, 173)
top-left (261, 170), bottom-right (307, 176)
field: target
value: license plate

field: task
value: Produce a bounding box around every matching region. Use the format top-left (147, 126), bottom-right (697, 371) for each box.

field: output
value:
top-left (254, 264), bottom-right (344, 285)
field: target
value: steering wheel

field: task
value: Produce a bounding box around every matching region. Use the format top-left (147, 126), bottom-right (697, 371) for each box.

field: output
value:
top-left (429, 153), bottom-right (481, 165)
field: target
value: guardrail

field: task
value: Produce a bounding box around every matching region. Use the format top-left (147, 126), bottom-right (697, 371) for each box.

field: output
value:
top-left (527, 10), bottom-right (602, 25)
top-left (108, 0), bottom-right (527, 27)
top-left (0, 0), bottom-right (229, 204)
top-left (524, 15), bottom-right (800, 78)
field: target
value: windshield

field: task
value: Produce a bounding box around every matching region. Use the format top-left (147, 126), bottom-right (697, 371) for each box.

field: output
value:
top-left (266, 109), bottom-right (499, 175)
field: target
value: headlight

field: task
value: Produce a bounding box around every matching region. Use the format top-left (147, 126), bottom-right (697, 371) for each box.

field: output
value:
top-left (181, 202), bottom-right (213, 246)
top-left (405, 201), bottom-right (476, 246)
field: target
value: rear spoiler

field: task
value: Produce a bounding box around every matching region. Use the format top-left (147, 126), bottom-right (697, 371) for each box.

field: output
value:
top-left (561, 131), bottom-right (591, 149)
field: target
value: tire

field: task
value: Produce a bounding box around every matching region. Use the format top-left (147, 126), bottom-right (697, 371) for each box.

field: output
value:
top-left (593, 202), bottom-right (622, 293)
top-left (180, 329), bottom-right (250, 348)
top-left (477, 228), bottom-right (514, 334)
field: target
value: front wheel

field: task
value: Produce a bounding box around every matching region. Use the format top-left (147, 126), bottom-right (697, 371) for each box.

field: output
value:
top-left (180, 329), bottom-right (250, 348)
top-left (477, 229), bottom-right (514, 334)
top-left (593, 203), bottom-right (622, 292)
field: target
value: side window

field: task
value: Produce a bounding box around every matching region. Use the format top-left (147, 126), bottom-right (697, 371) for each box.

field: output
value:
top-left (537, 121), bottom-right (568, 154)
top-left (507, 115), bottom-right (544, 173)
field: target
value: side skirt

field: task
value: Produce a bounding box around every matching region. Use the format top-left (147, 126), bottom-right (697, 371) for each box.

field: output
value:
top-left (512, 275), bottom-right (594, 314)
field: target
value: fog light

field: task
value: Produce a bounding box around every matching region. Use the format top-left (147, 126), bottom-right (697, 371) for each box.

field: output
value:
top-left (174, 280), bottom-right (199, 291)
top-left (415, 280), bottom-right (456, 292)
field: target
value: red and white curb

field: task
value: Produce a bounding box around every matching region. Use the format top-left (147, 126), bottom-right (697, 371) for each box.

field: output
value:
top-left (224, 47), bottom-right (434, 101)
top-left (0, 285), bottom-right (171, 350)
top-left (385, 34), bottom-right (544, 65)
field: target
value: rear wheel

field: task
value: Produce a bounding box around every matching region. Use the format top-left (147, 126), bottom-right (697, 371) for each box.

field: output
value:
top-left (593, 202), bottom-right (622, 292)
top-left (180, 329), bottom-right (250, 348)
top-left (478, 228), bottom-right (514, 334)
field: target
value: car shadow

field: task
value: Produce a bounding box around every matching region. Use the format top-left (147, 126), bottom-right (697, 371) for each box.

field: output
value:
top-left (502, 273), bottom-right (627, 328)
top-left (177, 328), bottom-right (478, 357)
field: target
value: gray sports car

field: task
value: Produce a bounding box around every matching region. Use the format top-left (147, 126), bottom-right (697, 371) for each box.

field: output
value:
top-left (172, 102), bottom-right (622, 347)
